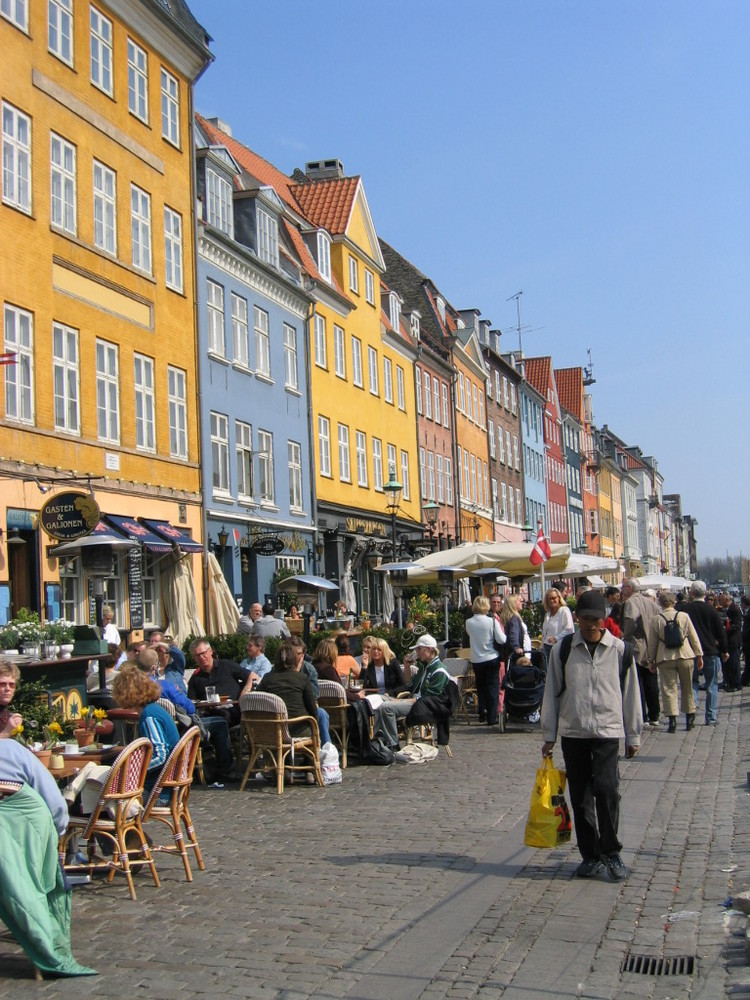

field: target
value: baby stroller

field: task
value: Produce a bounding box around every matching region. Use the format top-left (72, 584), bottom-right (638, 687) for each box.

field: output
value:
top-left (501, 649), bottom-right (546, 728)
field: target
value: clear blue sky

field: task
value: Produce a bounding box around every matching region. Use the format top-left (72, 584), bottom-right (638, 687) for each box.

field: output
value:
top-left (188, 0), bottom-right (749, 560)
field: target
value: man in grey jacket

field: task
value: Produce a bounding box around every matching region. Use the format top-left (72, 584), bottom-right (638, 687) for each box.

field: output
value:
top-left (621, 577), bottom-right (660, 728)
top-left (541, 590), bottom-right (643, 882)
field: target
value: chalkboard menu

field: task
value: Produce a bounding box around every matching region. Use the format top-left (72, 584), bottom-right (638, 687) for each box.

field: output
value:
top-left (127, 547), bottom-right (144, 629)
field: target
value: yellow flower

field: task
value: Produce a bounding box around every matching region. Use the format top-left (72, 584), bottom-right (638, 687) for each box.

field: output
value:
top-left (48, 721), bottom-right (63, 735)
top-left (11, 724), bottom-right (23, 736)
top-left (93, 708), bottom-right (107, 721)
top-left (79, 706), bottom-right (90, 718)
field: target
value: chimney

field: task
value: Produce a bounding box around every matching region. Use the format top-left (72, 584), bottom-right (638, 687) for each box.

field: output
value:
top-left (305, 159), bottom-right (345, 181)
top-left (205, 116), bottom-right (232, 138)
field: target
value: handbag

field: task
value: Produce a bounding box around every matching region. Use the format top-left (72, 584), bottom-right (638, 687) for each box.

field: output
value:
top-left (523, 756), bottom-right (572, 849)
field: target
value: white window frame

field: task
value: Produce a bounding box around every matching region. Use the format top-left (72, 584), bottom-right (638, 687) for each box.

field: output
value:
top-left (423, 370), bottom-right (431, 419)
top-left (355, 431), bottom-right (368, 487)
top-left (206, 279), bottom-right (224, 357)
top-left (130, 183), bottom-right (152, 273)
top-left (4, 304), bottom-right (33, 424)
top-left (489, 419), bottom-right (496, 458)
top-left (368, 346), bottom-right (378, 396)
top-left (415, 366), bottom-right (423, 414)
top-left (458, 372), bottom-right (465, 412)
top-left (1, 1), bottom-right (28, 31)
top-left (231, 293), bottom-right (249, 367)
top-left (50, 132), bottom-right (76, 235)
top-left (210, 411), bottom-right (230, 494)
top-left (52, 321), bottom-right (79, 434)
top-left (389, 292), bottom-right (400, 331)
top-left (207, 167), bottom-right (233, 238)
top-left (257, 206), bottom-right (278, 267)
top-left (48, 0), bottom-right (73, 65)
top-left (351, 336), bottom-right (363, 387)
top-left (93, 159), bottom-right (116, 254)
top-left (506, 430), bottom-right (512, 467)
top-left (383, 357), bottom-right (393, 403)
top-left (288, 440), bottom-right (303, 511)
top-left (472, 383), bottom-right (478, 423)
top-left (420, 448), bottom-right (427, 500)
top-left (445, 457), bottom-right (453, 505)
top-left (90, 6), bottom-right (113, 96)
top-left (127, 38), bottom-right (148, 122)
top-left (95, 338), bottom-right (119, 443)
top-left (348, 255), bottom-right (358, 293)
top-left (397, 366), bottom-right (405, 411)
top-left (167, 365), bottom-right (187, 459)
top-left (160, 67), bottom-right (179, 146)
top-left (338, 424), bottom-right (350, 482)
top-left (513, 435), bottom-right (520, 471)
top-left (318, 416), bottom-right (331, 477)
top-left (254, 305), bottom-right (270, 377)
top-left (372, 438), bottom-right (383, 491)
top-left (492, 478), bottom-right (499, 519)
top-left (317, 231), bottom-right (331, 282)
top-left (257, 429), bottom-right (274, 503)
top-left (134, 353), bottom-right (155, 453)
top-left (436, 454), bottom-right (444, 503)
top-left (387, 445), bottom-right (397, 490)
top-left (163, 206), bottom-right (183, 292)
top-left (427, 451), bottom-right (435, 501)
top-left (470, 454), bottom-right (477, 502)
top-left (2, 103), bottom-right (31, 214)
top-left (333, 325), bottom-right (346, 379)
top-left (498, 426), bottom-right (505, 463)
top-left (478, 389), bottom-right (485, 428)
top-left (236, 419), bottom-right (253, 499)
top-left (501, 482), bottom-right (508, 521)
top-left (365, 268), bottom-right (374, 304)
top-left (400, 450), bottom-right (410, 501)
top-left (314, 314), bottom-right (327, 369)
top-left (283, 323), bottom-right (298, 390)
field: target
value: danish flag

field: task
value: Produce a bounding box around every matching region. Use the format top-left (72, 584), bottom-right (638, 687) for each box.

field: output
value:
top-left (529, 524), bottom-right (551, 566)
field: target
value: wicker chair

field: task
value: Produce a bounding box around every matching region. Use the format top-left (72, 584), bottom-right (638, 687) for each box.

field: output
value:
top-left (141, 726), bottom-right (204, 882)
top-left (318, 679), bottom-right (348, 769)
top-left (443, 657), bottom-right (474, 725)
top-left (60, 738), bottom-right (158, 901)
top-left (238, 691), bottom-right (323, 794)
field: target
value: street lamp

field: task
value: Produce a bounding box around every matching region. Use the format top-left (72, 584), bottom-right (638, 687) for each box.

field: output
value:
top-left (383, 469), bottom-right (403, 561)
top-left (522, 521), bottom-right (534, 543)
top-left (422, 500), bottom-right (439, 549)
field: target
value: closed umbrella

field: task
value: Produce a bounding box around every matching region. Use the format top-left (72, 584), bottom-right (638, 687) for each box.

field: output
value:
top-left (161, 552), bottom-right (204, 645)
top-left (205, 552), bottom-right (240, 636)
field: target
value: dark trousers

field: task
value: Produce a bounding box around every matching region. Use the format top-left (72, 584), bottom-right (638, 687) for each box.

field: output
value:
top-left (561, 736), bottom-right (621, 861)
top-left (742, 644), bottom-right (750, 686)
top-left (725, 649), bottom-right (741, 689)
top-left (637, 662), bottom-right (660, 723)
top-left (201, 715), bottom-right (233, 771)
top-left (406, 693), bottom-right (452, 745)
top-left (472, 658), bottom-right (500, 724)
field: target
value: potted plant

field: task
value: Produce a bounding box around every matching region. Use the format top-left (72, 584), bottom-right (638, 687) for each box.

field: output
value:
top-left (0, 624), bottom-right (20, 653)
top-left (75, 706), bottom-right (110, 746)
top-left (13, 720), bottom-right (64, 765)
top-left (45, 619), bottom-right (75, 658)
top-left (14, 610), bottom-right (44, 659)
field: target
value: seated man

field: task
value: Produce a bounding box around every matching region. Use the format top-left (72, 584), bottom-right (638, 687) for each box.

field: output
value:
top-left (0, 661), bottom-right (22, 738)
top-left (375, 634), bottom-right (455, 748)
top-left (252, 602), bottom-right (291, 640)
top-left (239, 635), bottom-right (273, 687)
top-left (150, 631), bottom-right (187, 693)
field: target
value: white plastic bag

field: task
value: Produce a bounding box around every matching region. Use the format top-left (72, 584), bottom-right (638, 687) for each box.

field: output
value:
top-left (319, 741), bottom-right (342, 785)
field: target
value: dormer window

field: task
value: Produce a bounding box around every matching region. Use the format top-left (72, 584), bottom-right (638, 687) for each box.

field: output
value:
top-left (410, 313), bottom-right (420, 339)
top-left (257, 206), bottom-right (278, 268)
top-left (435, 296), bottom-right (446, 323)
top-left (389, 292), bottom-right (400, 331)
top-left (317, 231), bottom-right (331, 282)
top-left (206, 167), bottom-right (233, 238)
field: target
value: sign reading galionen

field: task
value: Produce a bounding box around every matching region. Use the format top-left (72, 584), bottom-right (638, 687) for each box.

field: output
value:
top-left (40, 491), bottom-right (101, 541)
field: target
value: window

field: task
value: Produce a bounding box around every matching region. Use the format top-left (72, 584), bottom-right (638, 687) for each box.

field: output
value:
top-left (334, 325), bottom-right (345, 379)
top-left (127, 38), bottom-right (148, 122)
top-left (383, 357), bottom-right (393, 403)
top-left (365, 268), bottom-right (374, 304)
top-left (389, 293), bottom-right (400, 331)
top-left (338, 424), bottom-right (350, 482)
top-left (472, 383), bottom-right (478, 423)
top-left (130, 184), bottom-right (151, 273)
top-left (160, 67), bottom-right (179, 145)
top-left (236, 420), bottom-right (253, 498)
top-left (420, 448), bottom-right (427, 499)
top-left (513, 435), bottom-right (520, 470)
top-left (511, 384), bottom-right (517, 414)
top-left (487, 376), bottom-right (493, 400)
top-left (318, 416), bottom-right (331, 477)
top-left (283, 324), bottom-right (298, 390)
top-left (93, 160), bottom-right (116, 254)
top-left (509, 487), bottom-right (515, 524)
top-left (436, 454), bottom-right (444, 503)
top-left (415, 366), bottom-right (423, 414)
top-left (463, 451), bottom-right (470, 499)
top-left (351, 336), bottom-right (363, 387)
top-left (470, 454), bottom-right (477, 502)
top-left (288, 441), bottom-right (303, 510)
top-left (2, 103), bottom-right (31, 213)
top-left (314, 315), bottom-right (327, 369)
top-left (133, 353), bottom-right (155, 452)
top-left (506, 430), bottom-right (512, 467)
top-left (317, 231), bottom-right (331, 281)
top-left (52, 321), bottom-right (79, 433)
top-left (48, 0), bottom-right (73, 64)
top-left (411, 313), bottom-right (420, 339)
top-left (50, 133), bottom-right (76, 234)
top-left (501, 483), bottom-right (507, 521)
top-left (1, 0), bottom-right (28, 30)
top-left (423, 370), bottom-right (432, 419)
top-left (497, 426), bottom-right (505, 463)
top-left (348, 255), bottom-right (358, 293)
top-left (427, 451), bottom-right (435, 501)
top-left (397, 366), bottom-right (405, 410)
top-left (4, 304), bottom-right (33, 424)
top-left (206, 168), bottom-right (233, 237)
top-left (95, 339), bottom-right (119, 442)
top-left (257, 206), bottom-right (278, 267)
top-left (387, 445), bottom-right (397, 488)
top-left (400, 450), bottom-right (410, 501)
top-left (368, 347), bottom-right (378, 395)
top-left (515, 488), bottom-right (522, 524)
top-left (478, 389), bottom-right (485, 428)
top-left (163, 207), bottom-right (183, 292)
top-left (355, 431), bottom-right (367, 487)
top-left (503, 376), bottom-right (509, 409)
top-left (231, 293), bottom-right (249, 367)
top-left (206, 280), bottom-right (224, 356)
top-left (442, 383), bottom-right (450, 427)
top-left (254, 306), bottom-right (270, 377)
top-left (445, 458), bottom-right (453, 505)
top-left (484, 463), bottom-right (489, 510)
top-left (458, 372), bottom-right (465, 412)
top-left (142, 552), bottom-right (162, 628)
top-left (495, 370), bottom-right (501, 400)
top-left (492, 479), bottom-right (499, 519)
top-left (167, 365), bottom-right (187, 459)
top-left (210, 411), bottom-right (229, 492)
top-left (372, 438), bottom-right (383, 490)
top-left (90, 7), bottom-right (113, 95)
top-left (489, 420), bottom-right (496, 458)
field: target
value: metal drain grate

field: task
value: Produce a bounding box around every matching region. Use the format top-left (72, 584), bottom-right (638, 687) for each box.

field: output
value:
top-left (621, 954), bottom-right (695, 976)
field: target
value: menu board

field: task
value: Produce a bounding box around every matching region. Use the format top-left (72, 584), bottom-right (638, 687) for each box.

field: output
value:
top-left (127, 547), bottom-right (144, 629)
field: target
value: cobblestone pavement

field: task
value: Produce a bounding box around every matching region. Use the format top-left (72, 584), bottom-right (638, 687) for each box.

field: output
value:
top-left (3, 687), bottom-right (750, 999)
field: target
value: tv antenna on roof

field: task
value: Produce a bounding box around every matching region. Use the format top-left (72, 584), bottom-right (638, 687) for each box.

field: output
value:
top-left (583, 348), bottom-right (596, 386)
top-left (505, 291), bottom-right (544, 357)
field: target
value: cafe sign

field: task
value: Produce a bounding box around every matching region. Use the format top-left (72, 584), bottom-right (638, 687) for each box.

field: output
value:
top-left (251, 532), bottom-right (285, 556)
top-left (40, 491), bottom-right (101, 541)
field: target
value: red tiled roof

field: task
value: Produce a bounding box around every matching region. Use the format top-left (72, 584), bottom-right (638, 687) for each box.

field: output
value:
top-left (523, 356), bottom-right (552, 397)
top-left (289, 177), bottom-right (360, 235)
top-left (554, 366), bottom-right (583, 418)
top-left (622, 451), bottom-right (645, 471)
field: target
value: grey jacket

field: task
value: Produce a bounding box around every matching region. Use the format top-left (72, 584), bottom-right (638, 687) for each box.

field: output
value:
top-left (622, 592), bottom-right (658, 665)
top-left (541, 628), bottom-right (643, 748)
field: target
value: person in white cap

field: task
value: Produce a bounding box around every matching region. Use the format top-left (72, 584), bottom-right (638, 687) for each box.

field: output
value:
top-left (404, 635), bottom-right (456, 746)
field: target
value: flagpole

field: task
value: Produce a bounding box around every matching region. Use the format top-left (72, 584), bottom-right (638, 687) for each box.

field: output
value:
top-left (538, 519), bottom-right (546, 595)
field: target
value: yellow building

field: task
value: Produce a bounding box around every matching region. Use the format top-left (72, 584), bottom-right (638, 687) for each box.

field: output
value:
top-left (452, 332), bottom-right (493, 543)
top-left (0, 1), bottom-right (211, 634)
top-left (597, 464), bottom-right (615, 558)
top-left (291, 164), bottom-right (421, 611)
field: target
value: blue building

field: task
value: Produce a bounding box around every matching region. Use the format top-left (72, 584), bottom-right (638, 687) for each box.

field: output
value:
top-left (194, 116), bottom-right (315, 610)
top-left (514, 360), bottom-right (547, 600)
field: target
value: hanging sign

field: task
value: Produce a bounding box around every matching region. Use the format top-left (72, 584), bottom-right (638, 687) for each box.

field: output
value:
top-left (40, 491), bottom-right (100, 541)
top-left (251, 533), bottom-right (285, 556)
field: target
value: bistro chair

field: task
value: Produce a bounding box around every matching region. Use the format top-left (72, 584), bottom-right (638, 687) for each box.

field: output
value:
top-left (238, 691), bottom-right (323, 794)
top-left (318, 679), bottom-right (349, 768)
top-left (141, 726), bottom-right (205, 882)
top-left (443, 656), bottom-right (475, 725)
top-left (60, 738), bottom-right (158, 901)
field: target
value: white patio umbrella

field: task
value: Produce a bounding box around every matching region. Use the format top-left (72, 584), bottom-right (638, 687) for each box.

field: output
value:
top-left (205, 552), bottom-right (240, 636)
top-left (160, 552), bottom-right (204, 645)
top-left (633, 574), bottom-right (693, 592)
top-left (341, 557), bottom-right (357, 614)
top-left (410, 541), bottom-right (571, 583)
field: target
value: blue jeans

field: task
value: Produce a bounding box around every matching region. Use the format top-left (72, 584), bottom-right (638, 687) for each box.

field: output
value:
top-left (695, 655), bottom-right (720, 724)
top-left (201, 715), bottom-right (233, 771)
top-left (317, 707), bottom-right (331, 746)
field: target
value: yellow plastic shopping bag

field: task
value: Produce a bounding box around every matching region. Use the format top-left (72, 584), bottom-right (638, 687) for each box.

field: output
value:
top-left (524, 756), bottom-right (572, 849)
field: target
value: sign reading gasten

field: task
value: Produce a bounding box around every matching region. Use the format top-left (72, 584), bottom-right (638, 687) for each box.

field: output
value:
top-left (40, 491), bottom-right (101, 541)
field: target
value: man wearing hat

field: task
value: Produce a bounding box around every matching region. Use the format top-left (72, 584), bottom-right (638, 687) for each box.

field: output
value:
top-left (540, 590), bottom-right (643, 882)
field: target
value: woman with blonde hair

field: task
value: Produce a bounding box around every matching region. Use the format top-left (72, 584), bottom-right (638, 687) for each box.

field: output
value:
top-left (541, 587), bottom-right (574, 663)
top-left (360, 637), bottom-right (406, 696)
top-left (465, 595), bottom-right (506, 726)
top-left (500, 594), bottom-right (531, 661)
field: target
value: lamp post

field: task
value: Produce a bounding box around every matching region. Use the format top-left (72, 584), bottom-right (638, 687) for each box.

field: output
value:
top-left (522, 520), bottom-right (534, 544)
top-left (383, 469), bottom-right (403, 562)
top-left (422, 500), bottom-right (439, 549)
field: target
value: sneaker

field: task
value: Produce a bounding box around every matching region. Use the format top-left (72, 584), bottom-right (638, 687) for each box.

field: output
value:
top-left (603, 853), bottom-right (627, 881)
top-left (647, 720), bottom-right (660, 729)
top-left (575, 858), bottom-right (604, 879)
top-left (527, 710), bottom-right (541, 724)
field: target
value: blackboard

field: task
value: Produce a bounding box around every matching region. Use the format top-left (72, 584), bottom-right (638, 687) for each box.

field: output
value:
top-left (127, 547), bottom-right (144, 629)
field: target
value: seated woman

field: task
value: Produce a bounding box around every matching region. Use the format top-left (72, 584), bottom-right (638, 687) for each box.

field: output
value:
top-left (333, 634), bottom-right (360, 684)
top-left (256, 641), bottom-right (330, 746)
top-left (359, 638), bottom-right (407, 696)
top-left (111, 666), bottom-right (180, 795)
top-left (0, 660), bottom-right (23, 738)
